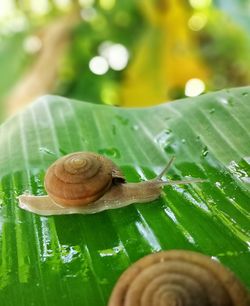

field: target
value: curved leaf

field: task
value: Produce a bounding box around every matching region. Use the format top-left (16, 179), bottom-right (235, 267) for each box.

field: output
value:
top-left (0, 87), bottom-right (249, 305)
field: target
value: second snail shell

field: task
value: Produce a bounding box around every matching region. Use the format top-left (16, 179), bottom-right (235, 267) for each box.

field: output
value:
top-left (108, 250), bottom-right (250, 306)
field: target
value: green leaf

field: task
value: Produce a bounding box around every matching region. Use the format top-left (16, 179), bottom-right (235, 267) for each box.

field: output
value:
top-left (0, 87), bottom-right (249, 305)
top-left (214, 0), bottom-right (250, 33)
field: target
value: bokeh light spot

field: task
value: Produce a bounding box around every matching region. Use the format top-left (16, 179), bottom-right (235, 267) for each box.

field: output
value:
top-left (89, 56), bottom-right (109, 75)
top-left (30, 0), bottom-right (50, 15)
top-left (79, 0), bottom-right (95, 6)
top-left (189, 0), bottom-right (211, 9)
top-left (80, 7), bottom-right (97, 21)
top-left (185, 78), bottom-right (205, 97)
top-left (0, 0), bottom-right (15, 18)
top-left (98, 42), bottom-right (129, 71)
top-left (54, 0), bottom-right (71, 10)
top-left (23, 36), bottom-right (42, 54)
top-left (188, 13), bottom-right (207, 31)
top-left (99, 0), bottom-right (116, 10)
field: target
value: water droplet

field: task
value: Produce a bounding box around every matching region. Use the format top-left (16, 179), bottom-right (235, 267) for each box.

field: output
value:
top-left (132, 124), bottom-right (139, 131)
top-left (181, 138), bottom-right (186, 143)
top-left (81, 137), bottom-right (88, 144)
top-left (201, 146), bottom-right (209, 157)
top-left (59, 148), bottom-right (68, 155)
top-left (215, 181), bottom-right (222, 188)
top-left (60, 245), bottom-right (80, 264)
top-left (99, 278), bottom-right (109, 285)
top-left (32, 175), bottom-right (45, 195)
top-left (228, 160), bottom-right (249, 182)
top-left (219, 95), bottom-right (234, 106)
top-left (98, 148), bottom-right (121, 158)
top-left (164, 144), bottom-right (176, 154)
top-left (115, 115), bottom-right (129, 126)
top-left (39, 147), bottom-right (56, 156)
top-left (155, 129), bottom-right (172, 147)
top-left (241, 177), bottom-right (250, 184)
top-left (219, 97), bottom-right (228, 105)
top-left (209, 108), bottom-right (215, 114)
top-left (98, 244), bottom-right (124, 257)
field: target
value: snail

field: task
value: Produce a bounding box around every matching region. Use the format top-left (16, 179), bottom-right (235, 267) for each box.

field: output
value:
top-left (18, 152), bottom-right (205, 216)
top-left (108, 250), bottom-right (250, 306)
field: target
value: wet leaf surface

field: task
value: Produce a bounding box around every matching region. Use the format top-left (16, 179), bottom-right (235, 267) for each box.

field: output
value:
top-left (0, 87), bottom-right (249, 305)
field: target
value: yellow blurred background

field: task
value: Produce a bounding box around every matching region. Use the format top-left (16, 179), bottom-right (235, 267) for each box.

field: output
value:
top-left (0, 0), bottom-right (249, 120)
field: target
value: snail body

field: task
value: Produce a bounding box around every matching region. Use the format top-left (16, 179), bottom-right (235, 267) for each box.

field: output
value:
top-left (108, 250), bottom-right (250, 306)
top-left (18, 152), bottom-right (205, 216)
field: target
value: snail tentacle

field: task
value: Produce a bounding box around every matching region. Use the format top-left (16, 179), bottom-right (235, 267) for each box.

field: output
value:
top-left (155, 156), bottom-right (176, 180)
top-left (154, 156), bottom-right (206, 186)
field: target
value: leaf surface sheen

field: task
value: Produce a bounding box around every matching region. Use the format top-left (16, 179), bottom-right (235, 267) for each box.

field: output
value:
top-left (0, 87), bottom-right (249, 305)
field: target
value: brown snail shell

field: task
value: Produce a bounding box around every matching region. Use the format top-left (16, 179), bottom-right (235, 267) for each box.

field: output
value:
top-left (108, 250), bottom-right (250, 306)
top-left (44, 152), bottom-right (125, 207)
top-left (18, 152), bottom-right (205, 216)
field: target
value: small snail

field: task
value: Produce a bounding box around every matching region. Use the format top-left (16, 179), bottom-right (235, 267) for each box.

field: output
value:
top-left (108, 250), bottom-right (250, 306)
top-left (18, 152), bottom-right (205, 216)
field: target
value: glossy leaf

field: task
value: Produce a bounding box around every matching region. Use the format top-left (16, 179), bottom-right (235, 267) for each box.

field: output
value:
top-left (0, 87), bottom-right (249, 305)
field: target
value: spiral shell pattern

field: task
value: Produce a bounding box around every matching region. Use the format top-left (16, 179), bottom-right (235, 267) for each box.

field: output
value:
top-left (108, 250), bottom-right (249, 306)
top-left (45, 152), bottom-right (124, 207)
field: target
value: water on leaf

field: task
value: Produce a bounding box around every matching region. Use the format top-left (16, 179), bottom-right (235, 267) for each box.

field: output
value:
top-left (155, 129), bottom-right (172, 148)
top-left (201, 146), bottom-right (209, 157)
top-left (227, 160), bottom-right (249, 182)
top-left (98, 148), bottom-right (121, 158)
top-left (115, 115), bottom-right (129, 125)
top-left (39, 147), bottom-right (56, 156)
top-left (98, 244), bottom-right (124, 257)
top-left (132, 124), bottom-right (139, 131)
top-left (219, 97), bottom-right (229, 105)
top-left (59, 148), bottom-right (68, 155)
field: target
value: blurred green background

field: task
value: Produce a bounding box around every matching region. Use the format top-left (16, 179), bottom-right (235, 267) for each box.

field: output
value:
top-left (0, 0), bottom-right (249, 122)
